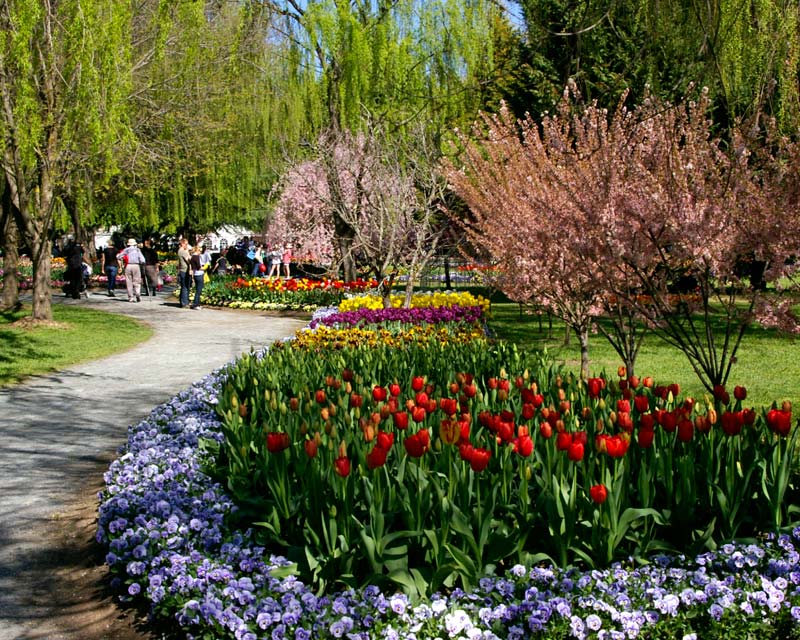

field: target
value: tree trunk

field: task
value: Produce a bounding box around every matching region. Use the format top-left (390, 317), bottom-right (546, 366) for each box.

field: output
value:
top-left (1, 188), bottom-right (20, 310)
top-left (577, 326), bottom-right (590, 380)
top-left (30, 228), bottom-right (53, 320)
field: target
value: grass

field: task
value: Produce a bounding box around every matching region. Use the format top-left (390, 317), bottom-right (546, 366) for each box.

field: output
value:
top-left (487, 302), bottom-right (800, 412)
top-left (0, 304), bottom-right (153, 386)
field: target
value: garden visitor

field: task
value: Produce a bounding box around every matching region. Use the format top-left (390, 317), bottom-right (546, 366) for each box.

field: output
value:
top-left (281, 244), bottom-right (293, 278)
top-left (62, 234), bottom-right (84, 299)
top-left (141, 238), bottom-right (160, 296)
top-left (212, 248), bottom-right (229, 276)
top-left (118, 238), bottom-right (146, 302)
top-left (189, 245), bottom-right (205, 309)
top-left (250, 243), bottom-right (266, 277)
top-left (100, 239), bottom-right (119, 297)
top-left (177, 238), bottom-right (192, 308)
top-left (267, 244), bottom-right (281, 277)
top-left (200, 245), bottom-right (213, 283)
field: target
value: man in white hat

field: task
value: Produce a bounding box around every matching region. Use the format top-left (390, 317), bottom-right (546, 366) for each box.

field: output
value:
top-left (117, 239), bottom-right (146, 302)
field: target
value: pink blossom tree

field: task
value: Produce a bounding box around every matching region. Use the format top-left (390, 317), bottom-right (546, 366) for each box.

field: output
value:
top-left (268, 123), bottom-right (449, 306)
top-left (448, 86), bottom-right (800, 389)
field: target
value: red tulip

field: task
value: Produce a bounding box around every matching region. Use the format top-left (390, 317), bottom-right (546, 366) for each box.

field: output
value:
top-left (498, 379), bottom-right (510, 392)
top-left (372, 386), bottom-right (387, 402)
top-left (342, 368), bottom-right (354, 382)
top-left (720, 411), bottom-right (743, 436)
top-left (404, 429), bottom-right (430, 457)
top-left (411, 406), bottom-right (426, 423)
top-left (539, 422), bottom-right (553, 439)
top-left (617, 399), bottom-right (631, 414)
top-left (713, 385), bottom-right (730, 405)
top-left (303, 439), bottom-right (318, 458)
top-left (521, 403), bottom-right (535, 420)
top-left (389, 383), bottom-right (401, 397)
top-left (487, 377), bottom-right (498, 390)
top-left (556, 432), bottom-right (573, 451)
top-left (439, 397), bottom-right (458, 416)
top-left (637, 428), bottom-right (655, 449)
top-left (617, 412), bottom-right (634, 433)
top-left (677, 418), bottom-right (694, 442)
top-left (567, 441), bottom-right (585, 462)
top-left (393, 411), bottom-right (409, 430)
top-left (463, 383), bottom-right (477, 398)
top-left (315, 389), bottom-right (327, 404)
top-left (469, 447), bottom-right (492, 472)
top-left (266, 431), bottom-right (290, 453)
top-left (515, 434), bottom-right (534, 457)
top-left (349, 393), bottom-right (363, 408)
top-left (766, 408), bottom-right (792, 437)
top-left (590, 483), bottom-right (608, 504)
top-left (366, 446), bottom-right (388, 469)
top-left (639, 413), bottom-right (655, 431)
top-left (532, 393), bottom-right (544, 408)
top-left (415, 391), bottom-right (429, 407)
top-left (376, 430), bottom-right (394, 451)
top-left (633, 395), bottom-right (650, 414)
top-left (734, 385), bottom-right (747, 401)
top-left (458, 441), bottom-right (474, 462)
top-left (334, 455), bottom-right (351, 477)
top-left (668, 383), bottom-right (680, 398)
top-left (605, 435), bottom-right (628, 458)
top-left (587, 377), bottom-right (604, 399)
top-left (742, 408), bottom-right (756, 426)
top-left (660, 410), bottom-right (678, 432)
top-left (411, 376), bottom-right (425, 392)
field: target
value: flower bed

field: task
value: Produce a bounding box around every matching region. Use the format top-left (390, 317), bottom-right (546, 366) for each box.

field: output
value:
top-left (98, 368), bottom-right (800, 639)
top-left (199, 276), bottom-right (378, 311)
top-left (98, 294), bottom-right (800, 638)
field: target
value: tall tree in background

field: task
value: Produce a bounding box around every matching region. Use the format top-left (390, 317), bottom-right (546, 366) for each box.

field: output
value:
top-left (508, 0), bottom-right (800, 132)
top-left (0, 0), bottom-right (131, 320)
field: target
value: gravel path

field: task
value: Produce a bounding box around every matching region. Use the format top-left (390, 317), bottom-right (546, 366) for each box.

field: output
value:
top-left (0, 291), bottom-right (307, 639)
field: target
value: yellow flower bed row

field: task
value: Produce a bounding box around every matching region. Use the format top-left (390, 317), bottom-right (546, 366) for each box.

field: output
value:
top-left (291, 324), bottom-right (487, 350)
top-left (338, 290), bottom-right (491, 314)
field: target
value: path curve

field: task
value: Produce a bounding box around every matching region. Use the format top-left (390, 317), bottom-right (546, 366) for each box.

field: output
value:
top-left (0, 291), bottom-right (307, 640)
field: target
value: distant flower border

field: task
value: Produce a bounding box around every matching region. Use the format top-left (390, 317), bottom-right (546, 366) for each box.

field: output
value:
top-left (98, 359), bottom-right (800, 640)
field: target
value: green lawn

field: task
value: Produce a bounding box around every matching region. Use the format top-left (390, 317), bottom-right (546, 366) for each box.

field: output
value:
top-left (0, 305), bottom-right (152, 386)
top-left (487, 302), bottom-right (800, 412)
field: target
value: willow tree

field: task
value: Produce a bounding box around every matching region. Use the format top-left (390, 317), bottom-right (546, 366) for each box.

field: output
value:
top-left (262, 0), bottom-right (501, 280)
top-left (89, 1), bottom-right (284, 239)
top-left (0, 0), bottom-right (131, 320)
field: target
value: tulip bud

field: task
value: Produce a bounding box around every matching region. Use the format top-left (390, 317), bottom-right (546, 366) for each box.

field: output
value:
top-left (617, 366), bottom-right (627, 378)
top-left (239, 402), bottom-right (249, 418)
top-left (320, 407), bottom-right (330, 421)
top-left (707, 408), bottom-right (718, 425)
top-left (782, 400), bottom-right (792, 413)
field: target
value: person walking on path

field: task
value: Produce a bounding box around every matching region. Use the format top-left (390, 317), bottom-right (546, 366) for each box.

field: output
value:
top-left (100, 239), bottom-right (119, 297)
top-left (281, 244), bottom-right (293, 278)
top-left (177, 237), bottom-right (192, 308)
top-left (62, 234), bottom-right (85, 299)
top-left (118, 238), bottom-right (146, 302)
top-left (141, 238), bottom-right (160, 296)
top-left (189, 245), bottom-right (205, 309)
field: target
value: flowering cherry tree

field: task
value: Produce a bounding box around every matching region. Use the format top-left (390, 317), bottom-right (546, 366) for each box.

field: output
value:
top-left (448, 87), bottom-right (800, 388)
top-left (268, 123), bottom-right (448, 306)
